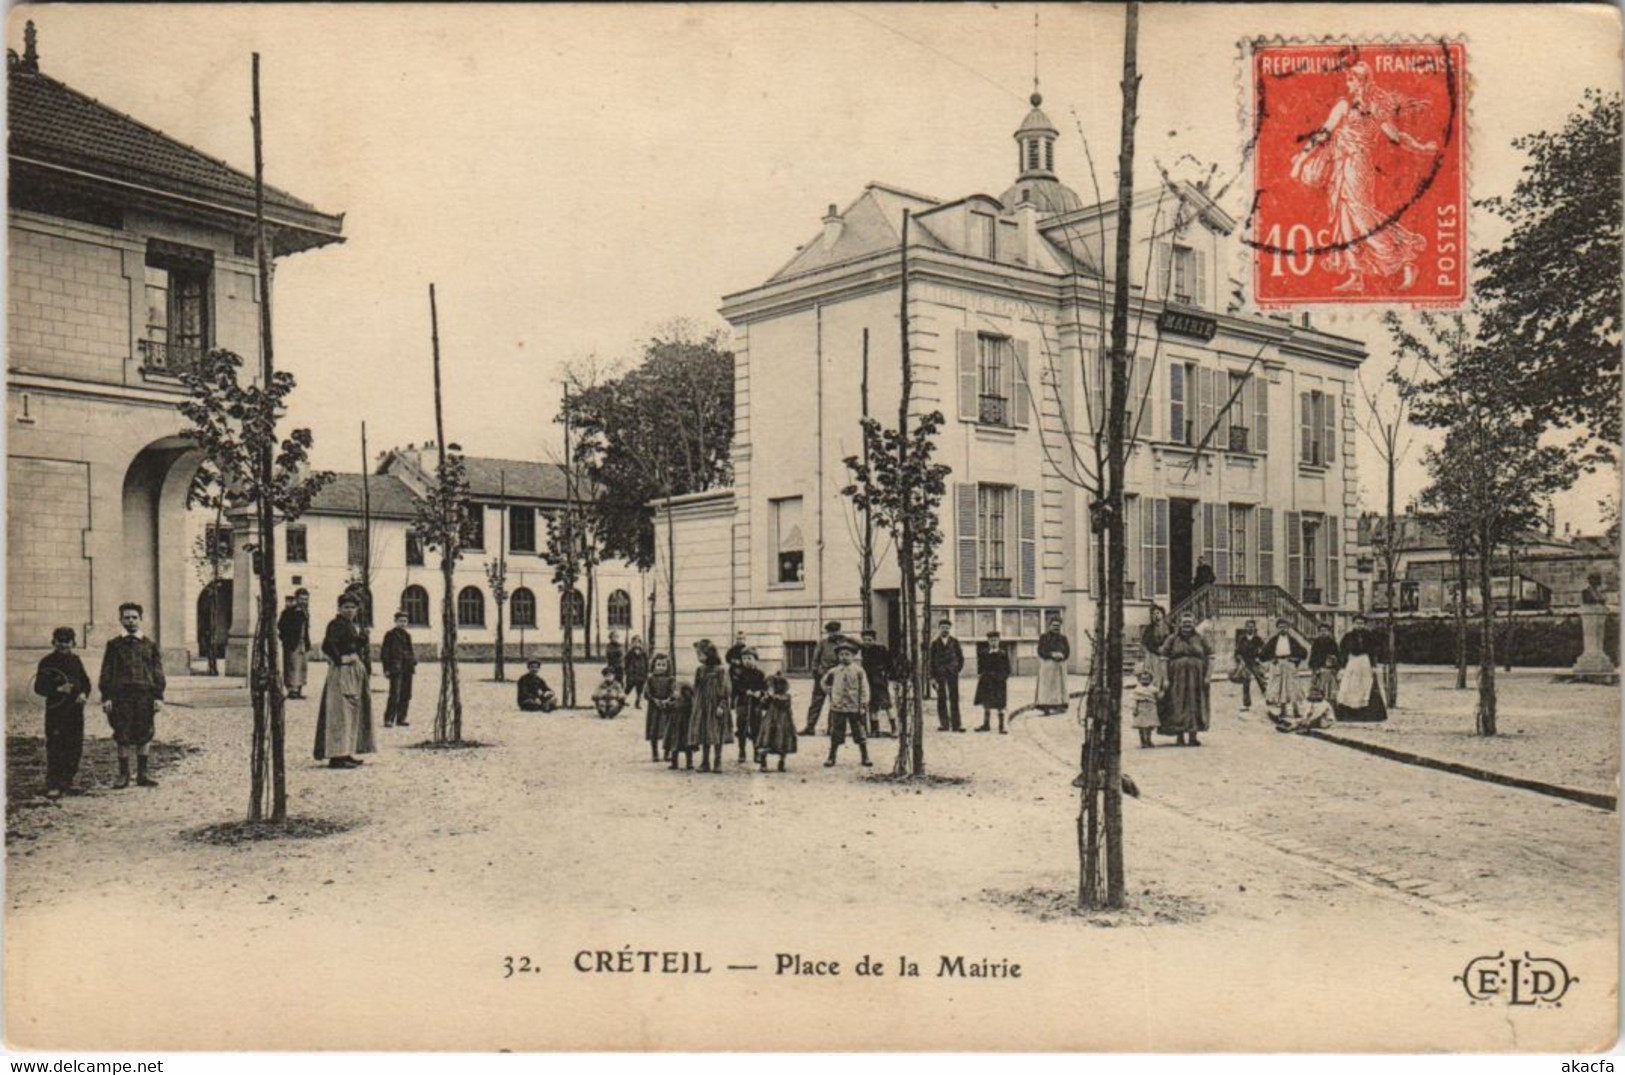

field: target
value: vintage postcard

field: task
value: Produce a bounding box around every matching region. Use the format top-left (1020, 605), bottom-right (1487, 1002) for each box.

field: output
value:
top-left (4, 2), bottom-right (1620, 1055)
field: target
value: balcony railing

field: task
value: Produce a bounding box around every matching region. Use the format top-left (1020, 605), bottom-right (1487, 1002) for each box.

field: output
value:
top-left (979, 577), bottom-right (1013, 598)
top-left (1227, 425), bottom-right (1251, 453)
top-left (138, 338), bottom-right (203, 375)
top-left (1301, 586), bottom-right (1323, 606)
top-left (978, 394), bottom-right (1010, 427)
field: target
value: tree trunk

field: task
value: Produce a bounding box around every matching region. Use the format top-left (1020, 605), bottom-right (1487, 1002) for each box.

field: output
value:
top-left (1094, 0), bottom-right (1141, 911)
top-left (1383, 454), bottom-right (1399, 707)
top-left (860, 328), bottom-right (874, 633)
top-left (585, 559), bottom-right (596, 660)
top-left (1454, 547), bottom-right (1469, 690)
top-left (494, 601), bottom-right (506, 682)
top-left (1503, 543), bottom-right (1517, 673)
top-left (1476, 529), bottom-right (1498, 736)
top-left (893, 208), bottom-right (924, 779)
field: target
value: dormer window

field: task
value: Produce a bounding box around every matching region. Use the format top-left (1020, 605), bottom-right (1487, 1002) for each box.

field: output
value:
top-left (971, 211), bottom-right (997, 259)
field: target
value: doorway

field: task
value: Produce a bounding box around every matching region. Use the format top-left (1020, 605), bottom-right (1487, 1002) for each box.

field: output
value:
top-left (1169, 498), bottom-right (1197, 610)
top-left (876, 589), bottom-right (901, 657)
top-left (196, 580), bottom-right (233, 660)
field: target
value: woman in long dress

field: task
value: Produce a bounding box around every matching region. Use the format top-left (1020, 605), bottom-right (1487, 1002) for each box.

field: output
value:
top-left (687, 639), bottom-right (732, 773)
top-left (314, 592), bottom-right (375, 768)
top-left (1336, 615), bottom-right (1390, 722)
top-left (1261, 617), bottom-right (1307, 721)
top-left (1034, 619), bottom-right (1070, 712)
top-left (1140, 605), bottom-right (1169, 686)
top-left (1290, 61), bottom-right (1438, 293)
top-left (1158, 614), bottom-right (1212, 746)
top-left (1308, 622), bottom-right (1342, 700)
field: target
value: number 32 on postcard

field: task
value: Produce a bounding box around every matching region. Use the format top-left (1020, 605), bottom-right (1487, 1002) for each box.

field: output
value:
top-left (1247, 39), bottom-right (1467, 307)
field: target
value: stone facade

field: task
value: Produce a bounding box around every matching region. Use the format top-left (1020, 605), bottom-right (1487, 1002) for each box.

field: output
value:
top-left (658, 98), bottom-right (1368, 676)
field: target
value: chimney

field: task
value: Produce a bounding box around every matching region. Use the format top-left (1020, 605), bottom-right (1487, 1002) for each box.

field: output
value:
top-left (820, 204), bottom-right (843, 252)
top-left (1546, 504), bottom-right (1557, 536)
top-left (1015, 189), bottom-right (1039, 267)
top-left (20, 21), bottom-right (38, 72)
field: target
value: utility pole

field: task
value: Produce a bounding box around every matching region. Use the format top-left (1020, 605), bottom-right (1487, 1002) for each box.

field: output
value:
top-left (249, 53), bottom-right (288, 823)
top-left (429, 283), bottom-right (463, 741)
top-left (361, 421), bottom-right (372, 631)
top-left (859, 327), bottom-right (874, 633)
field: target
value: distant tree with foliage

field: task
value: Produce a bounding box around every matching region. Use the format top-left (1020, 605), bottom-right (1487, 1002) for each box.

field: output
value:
top-left (563, 322), bottom-right (733, 659)
top-left (1477, 89), bottom-right (1622, 456)
top-left (410, 445), bottom-right (475, 743)
top-left (1394, 312), bottom-right (1581, 735)
top-left (179, 348), bottom-right (332, 821)
top-left (541, 506), bottom-right (584, 707)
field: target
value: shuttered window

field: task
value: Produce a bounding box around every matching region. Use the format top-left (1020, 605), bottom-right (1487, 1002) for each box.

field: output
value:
top-left (1327, 516), bottom-right (1341, 606)
top-left (956, 483), bottom-right (978, 597)
top-left (1258, 507), bottom-right (1274, 588)
top-left (1141, 498), bottom-right (1169, 598)
top-left (1255, 371), bottom-right (1270, 453)
top-left (1229, 504), bottom-right (1251, 584)
top-left (1299, 390), bottom-right (1336, 466)
top-left (1286, 510), bottom-right (1302, 599)
top-left (959, 331), bottom-right (1028, 428)
top-left (1018, 489), bottom-right (1037, 598)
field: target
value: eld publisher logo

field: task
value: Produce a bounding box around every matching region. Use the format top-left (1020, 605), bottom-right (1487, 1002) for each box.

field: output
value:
top-left (1455, 951), bottom-right (1576, 1006)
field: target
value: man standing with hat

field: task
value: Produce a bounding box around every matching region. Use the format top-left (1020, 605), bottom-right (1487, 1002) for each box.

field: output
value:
top-left (801, 620), bottom-right (846, 736)
top-left (928, 618), bottom-right (966, 732)
top-left (278, 588), bottom-right (313, 699)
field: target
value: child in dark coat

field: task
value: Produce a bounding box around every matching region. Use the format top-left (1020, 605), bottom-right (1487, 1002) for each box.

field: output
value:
top-left (666, 684), bottom-right (697, 771)
top-left (35, 626), bottom-right (91, 797)
top-left (755, 674), bottom-right (798, 772)
top-left (973, 631), bottom-right (1012, 734)
top-left (644, 653), bottom-right (676, 762)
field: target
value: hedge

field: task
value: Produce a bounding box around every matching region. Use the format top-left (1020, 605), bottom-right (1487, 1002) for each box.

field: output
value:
top-left (1383, 614), bottom-right (1619, 668)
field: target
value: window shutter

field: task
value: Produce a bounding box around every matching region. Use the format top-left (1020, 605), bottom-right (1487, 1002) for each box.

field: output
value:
top-left (1012, 340), bottom-right (1031, 428)
top-left (1141, 496), bottom-right (1155, 598)
top-left (1324, 393), bottom-right (1337, 463)
top-left (1201, 502), bottom-right (1215, 579)
top-left (1194, 248), bottom-right (1209, 309)
top-left (1286, 511), bottom-right (1302, 599)
top-left (957, 331), bottom-right (978, 422)
top-left (1255, 372), bottom-right (1270, 453)
top-left (1154, 498), bottom-right (1170, 597)
top-left (1169, 362), bottom-right (1185, 444)
top-left (1134, 354), bottom-right (1154, 441)
top-left (1327, 516), bottom-right (1341, 605)
top-left (1258, 507), bottom-right (1275, 586)
top-left (1300, 392), bottom-right (1314, 463)
top-left (1018, 488), bottom-right (1037, 598)
top-left (1157, 243), bottom-right (1171, 300)
top-left (956, 483), bottom-right (979, 597)
top-left (1089, 339), bottom-right (1105, 435)
top-left (1199, 367), bottom-right (1217, 448)
top-left (1215, 502), bottom-right (1231, 583)
top-left (1123, 495), bottom-right (1138, 594)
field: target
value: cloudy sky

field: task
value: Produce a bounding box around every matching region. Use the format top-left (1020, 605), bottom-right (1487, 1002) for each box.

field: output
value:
top-left (15, 3), bottom-right (1620, 528)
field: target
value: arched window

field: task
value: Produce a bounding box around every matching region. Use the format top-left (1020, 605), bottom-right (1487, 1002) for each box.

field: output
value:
top-left (457, 585), bottom-right (486, 627)
top-left (560, 588), bottom-right (585, 629)
top-left (400, 585), bottom-right (430, 627)
top-left (607, 589), bottom-right (632, 630)
top-left (510, 587), bottom-right (537, 629)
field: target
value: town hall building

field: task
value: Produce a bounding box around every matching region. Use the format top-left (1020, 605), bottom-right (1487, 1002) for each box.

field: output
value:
top-left (657, 90), bottom-right (1368, 674)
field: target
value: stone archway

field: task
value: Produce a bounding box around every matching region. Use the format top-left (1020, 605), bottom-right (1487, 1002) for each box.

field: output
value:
top-left (120, 436), bottom-right (203, 672)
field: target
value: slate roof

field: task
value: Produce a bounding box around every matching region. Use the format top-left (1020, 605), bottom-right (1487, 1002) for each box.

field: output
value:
top-left (462, 457), bottom-right (573, 501)
top-left (766, 182), bottom-right (946, 283)
top-left (8, 64), bottom-right (344, 246)
top-left (306, 473), bottom-right (421, 520)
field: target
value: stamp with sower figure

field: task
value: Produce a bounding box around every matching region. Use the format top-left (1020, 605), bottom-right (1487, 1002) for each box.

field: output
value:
top-left (1246, 39), bottom-right (1467, 308)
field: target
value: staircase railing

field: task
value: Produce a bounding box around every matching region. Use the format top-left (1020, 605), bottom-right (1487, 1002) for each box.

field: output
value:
top-left (1169, 583), bottom-right (1325, 638)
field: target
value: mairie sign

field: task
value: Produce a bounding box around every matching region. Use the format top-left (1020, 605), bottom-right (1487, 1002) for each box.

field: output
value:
top-left (1157, 307), bottom-right (1218, 342)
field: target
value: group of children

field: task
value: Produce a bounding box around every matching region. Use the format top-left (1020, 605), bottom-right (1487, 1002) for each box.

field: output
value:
top-left (642, 646), bottom-right (801, 773)
top-left (32, 603), bottom-right (166, 798)
top-left (514, 658), bottom-right (630, 720)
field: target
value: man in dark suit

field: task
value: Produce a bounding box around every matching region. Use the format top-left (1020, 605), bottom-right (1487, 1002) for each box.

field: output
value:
top-left (928, 618), bottom-right (965, 732)
top-left (380, 610), bottom-right (416, 727)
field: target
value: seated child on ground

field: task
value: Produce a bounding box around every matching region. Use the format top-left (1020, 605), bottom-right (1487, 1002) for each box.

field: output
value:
top-left (592, 666), bottom-right (627, 719)
top-left (517, 660), bottom-right (557, 712)
top-left (1279, 686), bottom-right (1335, 733)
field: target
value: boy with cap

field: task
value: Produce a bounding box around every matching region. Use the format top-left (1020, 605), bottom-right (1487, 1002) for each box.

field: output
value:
top-left (821, 641), bottom-right (872, 768)
top-left (380, 610), bottom-right (417, 727)
top-left (278, 588), bottom-right (313, 699)
top-left (518, 659), bottom-right (557, 712)
top-left (801, 620), bottom-right (846, 736)
top-left (35, 626), bottom-right (92, 797)
top-left (99, 602), bottom-right (166, 788)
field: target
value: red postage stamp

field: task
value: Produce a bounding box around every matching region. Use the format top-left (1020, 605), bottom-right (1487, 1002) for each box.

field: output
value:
top-left (1247, 39), bottom-right (1467, 307)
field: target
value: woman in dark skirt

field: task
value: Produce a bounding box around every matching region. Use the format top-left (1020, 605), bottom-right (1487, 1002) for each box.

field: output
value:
top-left (756, 674), bottom-right (798, 772)
top-left (732, 649), bottom-right (768, 765)
top-left (973, 631), bottom-right (1012, 734)
top-left (1335, 615), bottom-right (1390, 722)
top-left (643, 652), bottom-right (676, 761)
top-left (688, 639), bottom-right (733, 772)
top-left (314, 592), bottom-right (376, 768)
top-left (1158, 613), bottom-right (1212, 746)
top-left (666, 684), bottom-right (696, 770)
